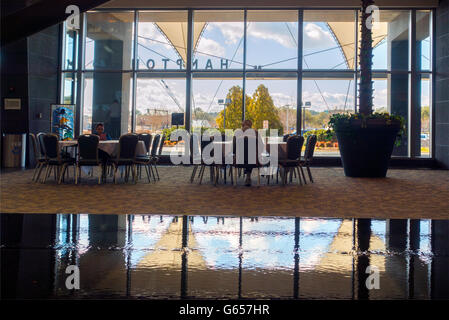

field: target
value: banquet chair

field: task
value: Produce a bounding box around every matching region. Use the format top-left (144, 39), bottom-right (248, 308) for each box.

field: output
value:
top-left (278, 135), bottom-right (305, 185)
top-left (197, 137), bottom-right (219, 185)
top-left (135, 133), bottom-right (154, 183)
top-left (151, 134), bottom-right (165, 180)
top-left (189, 133), bottom-right (202, 183)
top-left (110, 133), bottom-right (139, 184)
top-left (299, 134), bottom-right (317, 183)
top-left (41, 133), bottom-right (76, 184)
top-left (147, 134), bottom-right (160, 181)
top-left (76, 134), bottom-right (103, 184)
top-left (29, 133), bottom-right (46, 182)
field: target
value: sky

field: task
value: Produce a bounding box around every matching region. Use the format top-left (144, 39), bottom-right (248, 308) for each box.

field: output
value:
top-left (81, 17), bottom-right (431, 123)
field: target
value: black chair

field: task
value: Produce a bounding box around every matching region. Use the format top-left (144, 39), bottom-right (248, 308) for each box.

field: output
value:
top-left (278, 135), bottom-right (305, 185)
top-left (197, 137), bottom-right (220, 185)
top-left (29, 133), bottom-right (47, 182)
top-left (36, 132), bottom-right (47, 157)
top-left (135, 133), bottom-right (154, 183)
top-left (300, 134), bottom-right (317, 183)
top-left (138, 133), bottom-right (153, 154)
top-left (150, 134), bottom-right (164, 180)
top-left (41, 133), bottom-right (76, 184)
top-left (110, 133), bottom-right (139, 184)
top-left (189, 133), bottom-right (202, 183)
top-left (283, 134), bottom-right (293, 142)
top-left (76, 134), bottom-right (103, 184)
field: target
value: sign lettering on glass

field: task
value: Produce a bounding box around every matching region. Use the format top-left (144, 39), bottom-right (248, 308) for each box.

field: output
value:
top-left (145, 58), bottom-right (230, 70)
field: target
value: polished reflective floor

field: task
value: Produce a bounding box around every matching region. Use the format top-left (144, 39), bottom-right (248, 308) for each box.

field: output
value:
top-left (1, 214), bottom-right (448, 299)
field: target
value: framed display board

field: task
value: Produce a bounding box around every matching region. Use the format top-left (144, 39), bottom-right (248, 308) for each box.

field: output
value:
top-left (50, 104), bottom-right (75, 140)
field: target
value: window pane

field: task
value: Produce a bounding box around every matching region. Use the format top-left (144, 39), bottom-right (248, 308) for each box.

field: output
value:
top-left (245, 78), bottom-right (297, 135)
top-left (63, 24), bottom-right (78, 70)
top-left (373, 78), bottom-right (387, 113)
top-left (135, 77), bottom-right (186, 155)
top-left (302, 79), bottom-right (355, 156)
top-left (82, 72), bottom-right (133, 137)
top-left (358, 10), bottom-right (410, 71)
top-left (246, 10), bottom-right (298, 70)
top-left (137, 11), bottom-right (188, 70)
top-left (194, 10), bottom-right (244, 71)
top-left (192, 78), bottom-right (243, 130)
top-left (419, 76), bottom-right (431, 157)
top-left (416, 10), bottom-right (431, 71)
top-left (85, 12), bottom-right (134, 70)
top-left (303, 10), bottom-right (355, 70)
top-left (61, 72), bottom-right (77, 104)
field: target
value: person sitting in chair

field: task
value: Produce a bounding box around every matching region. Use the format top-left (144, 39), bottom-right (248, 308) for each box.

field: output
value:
top-left (94, 123), bottom-right (111, 141)
top-left (94, 123), bottom-right (111, 165)
top-left (239, 119), bottom-right (265, 187)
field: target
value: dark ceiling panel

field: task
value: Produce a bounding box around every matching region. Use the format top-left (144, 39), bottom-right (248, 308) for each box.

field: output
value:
top-left (1, 0), bottom-right (111, 46)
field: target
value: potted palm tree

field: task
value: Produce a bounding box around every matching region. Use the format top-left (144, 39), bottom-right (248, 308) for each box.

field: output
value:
top-left (328, 0), bottom-right (404, 177)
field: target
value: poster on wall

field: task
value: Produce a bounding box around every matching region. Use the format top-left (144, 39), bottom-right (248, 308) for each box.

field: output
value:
top-left (50, 104), bottom-right (75, 141)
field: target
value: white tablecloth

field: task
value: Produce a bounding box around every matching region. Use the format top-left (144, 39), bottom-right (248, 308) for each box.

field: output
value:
top-left (59, 140), bottom-right (147, 157)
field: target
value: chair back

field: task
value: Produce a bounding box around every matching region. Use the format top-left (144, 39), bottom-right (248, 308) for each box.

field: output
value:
top-left (138, 133), bottom-right (152, 154)
top-left (29, 133), bottom-right (40, 160)
top-left (157, 134), bottom-right (166, 156)
top-left (286, 135), bottom-right (304, 161)
top-left (42, 133), bottom-right (59, 159)
top-left (117, 133), bottom-right (139, 160)
top-left (283, 134), bottom-right (292, 142)
top-left (78, 134), bottom-right (100, 162)
top-left (304, 134), bottom-right (317, 161)
top-left (150, 134), bottom-right (160, 156)
top-left (36, 132), bottom-right (46, 157)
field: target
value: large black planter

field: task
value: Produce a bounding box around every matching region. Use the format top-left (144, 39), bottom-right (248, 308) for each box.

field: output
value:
top-left (335, 123), bottom-right (400, 177)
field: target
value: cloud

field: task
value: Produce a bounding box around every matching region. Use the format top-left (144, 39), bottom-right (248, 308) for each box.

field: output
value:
top-left (247, 22), bottom-right (297, 49)
top-left (302, 89), bottom-right (355, 111)
top-left (210, 22), bottom-right (244, 45)
top-left (373, 87), bottom-right (388, 110)
top-left (303, 23), bottom-right (335, 49)
top-left (196, 37), bottom-right (226, 57)
top-left (136, 79), bottom-right (185, 113)
top-left (270, 92), bottom-right (295, 107)
top-left (211, 22), bottom-right (298, 49)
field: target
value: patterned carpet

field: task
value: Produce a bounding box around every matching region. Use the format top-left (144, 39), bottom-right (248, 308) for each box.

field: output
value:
top-left (1, 166), bottom-right (448, 219)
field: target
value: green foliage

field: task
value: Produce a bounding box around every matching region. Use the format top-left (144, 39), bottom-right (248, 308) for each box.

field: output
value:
top-left (216, 86), bottom-right (249, 130)
top-left (162, 126), bottom-right (185, 142)
top-left (216, 84), bottom-right (283, 134)
top-left (327, 112), bottom-right (406, 145)
top-left (304, 129), bottom-right (336, 142)
top-left (246, 85), bottom-right (284, 135)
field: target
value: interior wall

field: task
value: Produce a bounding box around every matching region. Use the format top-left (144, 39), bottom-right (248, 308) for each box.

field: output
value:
top-left (435, 0), bottom-right (449, 169)
top-left (0, 22), bottom-right (60, 167)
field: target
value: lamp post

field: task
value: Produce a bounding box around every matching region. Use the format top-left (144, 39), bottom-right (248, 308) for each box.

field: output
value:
top-left (303, 101), bottom-right (311, 135)
top-left (218, 98), bottom-right (231, 130)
